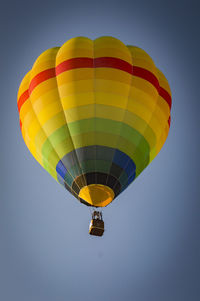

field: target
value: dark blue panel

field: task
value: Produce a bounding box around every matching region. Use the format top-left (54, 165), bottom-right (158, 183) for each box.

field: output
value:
top-left (127, 171), bottom-right (136, 185)
top-left (56, 161), bottom-right (67, 179)
top-left (113, 149), bottom-right (136, 177)
top-left (120, 171), bottom-right (136, 193)
top-left (57, 173), bottom-right (65, 186)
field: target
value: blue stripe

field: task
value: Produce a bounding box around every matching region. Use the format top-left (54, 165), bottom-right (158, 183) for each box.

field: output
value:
top-left (56, 146), bottom-right (136, 190)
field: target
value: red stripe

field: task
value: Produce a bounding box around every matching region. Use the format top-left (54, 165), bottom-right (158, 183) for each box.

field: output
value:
top-left (56, 57), bottom-right (170, 107)
top-left (20, 119), bottom-right (22, 130)
top-left (168, 116), bottom-right (171, 127)
top-left (29, 68), bottom-right (55, 94)
top-left (133, 66), bottom-right (160, 91)
top-left (17, 89), bottom-right (29, 112)
top-left (18, 57), bottom-right (171, 113)
top-left (56, 57), bottom-right (93, 75)
top-left (159, 86), bottom-right (172, 109)
top-left (94, 57), bottom-right (133, 74)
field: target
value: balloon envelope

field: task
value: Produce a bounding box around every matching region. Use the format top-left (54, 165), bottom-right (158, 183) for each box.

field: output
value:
top-left (17, 36), bottom-right (172, 207)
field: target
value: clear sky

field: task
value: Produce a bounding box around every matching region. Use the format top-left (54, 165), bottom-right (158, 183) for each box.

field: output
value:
top-left (0, 0), bottom-right (199, 300)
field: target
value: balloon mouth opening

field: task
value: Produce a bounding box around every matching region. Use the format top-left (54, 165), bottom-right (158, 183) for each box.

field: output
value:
top-left (79, 184), bottom-right (115, 207)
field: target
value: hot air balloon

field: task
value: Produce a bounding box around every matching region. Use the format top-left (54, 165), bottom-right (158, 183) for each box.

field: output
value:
top-left (17, 36), bottom-right (172, 236)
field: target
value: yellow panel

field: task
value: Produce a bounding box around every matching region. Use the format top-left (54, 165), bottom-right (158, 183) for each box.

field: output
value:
top-left (95, 79), bottom-right (131, 97)
top-left (157, 68), bottom-right (171, 96)
top-left (56, 68), bottom-right (93, 84)
top-left (128, 46), bottom-right (154, 62)
top-left (58, 78), bottom-right (131, 99)
top-left (123, 110), bottom-right (156, 149)
top-left (36, 101), bottom-right (63, 126)
top-left (79, 184), bottom-right (115, 207)
top-left (25, 113), bottom-right (41, 138)
top-left (94, 36), bottom-right (132, 63)
top-left (17, 71), bottom-right (31, 102)
top-left (31, 60), bottom-right (55, 78)
top-left (156, 125), bottom-right (169, 154)
top-left (32, 88), bottom-right (61, 113)
top-left (42, 112), bottom-right (67, 135)
top-left (30, 78), bottom-right (58, 101)
top-left (132, 57), bottom-right (156, 71)
top-left (95, 47), bottom-right (131, 61)
top-left (129, 77), bottom-right (158, 107)
top-left (22, 117), bottom-right (45, 167)
top-left (57, 79), bottom-right (94, 97)
top-left (56, 37), bottom-right (93, 64)
top-left (62, 92), bottom-right (95, 109)
top-left (127, 99), bottom-right (161, 139)
top-left (127, 46), bottom-right (157, 74)
top-left (95, 68), bottom-right (131, 85)
top-left (31, 48), bottom-right (59, 77)
top-left (96, 104), bottom-right (124, 120)
top-left (34, 128), bottom-right (48, 154)
top-left (127, 97), bottom-right (153, 119)
top-left (20, 100), bottom-right (32, 122)
top-left (156, 95), bottom-right (171, 119)
top-left (23, 133), bottom-right (39, 162)
top-left (64, 105), bottom-right (95, 123)
top-left (22, 126), bottom-right (30, 149)
top-left (58, 48), bottom-right (93, 62)
top-left (148, 117), bottom-right (163, 140)
top-left (152, 105), bottom-right (168, 128)
top-left (95, 92), bottom-right (129, 108)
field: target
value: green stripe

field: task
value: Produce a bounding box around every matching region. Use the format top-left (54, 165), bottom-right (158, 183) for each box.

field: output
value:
top-left (68, 118), bottom-right (149, 155)
top-left (41, 118), bottom-right (150, 176)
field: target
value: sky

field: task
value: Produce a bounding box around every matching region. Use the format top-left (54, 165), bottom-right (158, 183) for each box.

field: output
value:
top-left (0, 0), bottom-right (200, 300)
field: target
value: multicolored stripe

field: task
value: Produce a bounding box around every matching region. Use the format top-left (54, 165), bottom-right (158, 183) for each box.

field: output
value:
top-left (17, 36), bottom-right (172, 207)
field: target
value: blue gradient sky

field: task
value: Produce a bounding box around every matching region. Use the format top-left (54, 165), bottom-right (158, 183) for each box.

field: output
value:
top-left (0, 0), bottom-right (200, 300)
